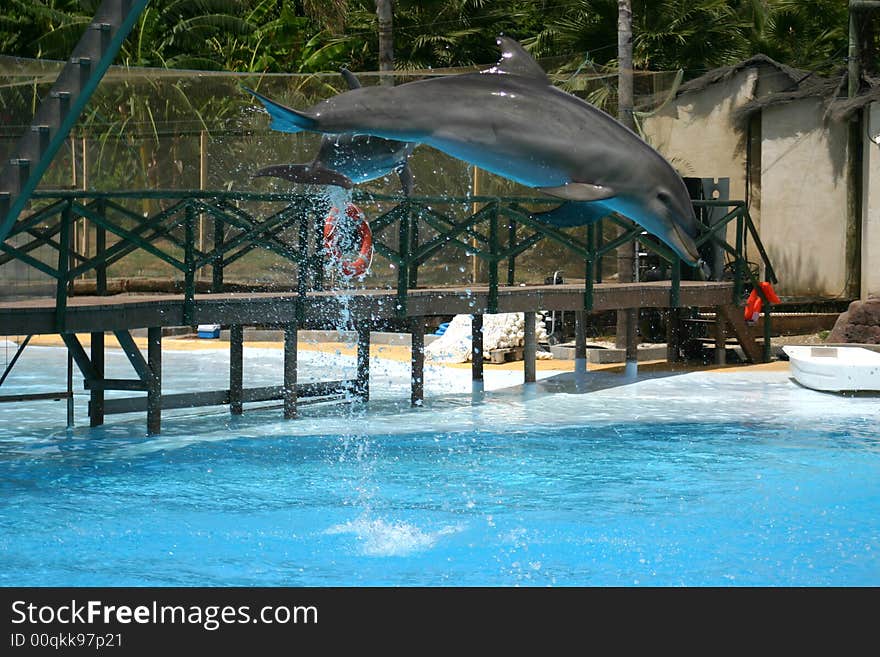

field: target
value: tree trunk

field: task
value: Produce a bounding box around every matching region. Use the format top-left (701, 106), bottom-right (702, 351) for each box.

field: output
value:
top-left (616, 0), bottom-right (638, 357)
top-left (376, 0), bottom-right (394, 86)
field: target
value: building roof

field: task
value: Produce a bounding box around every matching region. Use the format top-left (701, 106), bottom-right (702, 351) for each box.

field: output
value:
top-left (678, 54), bottom-right (880, 126)
top-left (677, 54), bottom-right (812, 96)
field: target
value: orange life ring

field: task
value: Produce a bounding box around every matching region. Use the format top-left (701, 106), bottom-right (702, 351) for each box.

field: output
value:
top-left (323, 203), bottom-right (373, 277)
top-left (744, 282), bottom-right (780, 323)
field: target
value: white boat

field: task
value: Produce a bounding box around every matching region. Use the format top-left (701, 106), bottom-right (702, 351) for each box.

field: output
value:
top-left (783, 345), bottom-right (880, 392)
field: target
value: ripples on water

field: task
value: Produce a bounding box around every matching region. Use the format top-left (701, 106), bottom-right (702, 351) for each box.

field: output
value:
top-left (0, 344), bottom-right (879, 586)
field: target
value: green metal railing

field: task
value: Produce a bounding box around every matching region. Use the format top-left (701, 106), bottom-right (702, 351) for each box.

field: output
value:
top-left (1, 190), bottom-right (777, 331)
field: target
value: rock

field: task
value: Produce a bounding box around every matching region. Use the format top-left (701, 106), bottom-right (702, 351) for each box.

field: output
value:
top-left (828, 296), bottom-right (880, 344)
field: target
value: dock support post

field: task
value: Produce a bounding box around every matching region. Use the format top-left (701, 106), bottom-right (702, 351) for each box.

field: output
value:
top-left (230, 325), bottom-right (243, 415)
top-left (714, 305), bottom-right (727, 366)
top-left (666, 309), bottom-right (681, 363)
top-left (356, 325), bottom-right (370, 402)
top-left (66, 349), bottom-right (74, 428)
top-left (575, 311), bottom-right (588, 375)
top-left (471, 314), bottom-right (484, 385)
top-left (410, 318), bottom-right (424, 406)
top-left (624, 309), bottom-right (638, 377)
top-left (89, 331), bottom-right (104, 427)
top-left (524, 311), bottom-right (536, 383)
top-left (283, 323), bottom-right (297, 419)
top-left (146, 327), bottom-right (161, 436)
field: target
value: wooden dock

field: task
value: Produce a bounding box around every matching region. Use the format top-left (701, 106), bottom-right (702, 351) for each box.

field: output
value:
top-left (0, 189), bottom-right (779, 434)
top-left (0, 280), bottom-right (739, 434)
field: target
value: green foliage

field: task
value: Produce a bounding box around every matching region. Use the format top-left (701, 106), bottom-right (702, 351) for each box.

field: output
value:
top-left (751, 0), bottom-right (849, 74)
top-left (0, 0), bottom-right (856, 76)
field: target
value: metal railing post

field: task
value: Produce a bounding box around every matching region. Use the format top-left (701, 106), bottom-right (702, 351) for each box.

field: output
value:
top-left (212, 211), bottom-right (224, 292)
top-left (488, 204), bottom-right (499, 314)
top-left (54, 201), bottom-right (72, 332)
top-left (507, 213), bottom-right (516, 285)
top-left (95, 197), bottom-right (107, 295)
top-left (183, 203), bottom-right (195, 325)
top-left (408, 203), bottom-right (419, 289)
top-left (734, 210), bottom-right (744, 303)
top-left (396, 203), bottom-right (410, 317)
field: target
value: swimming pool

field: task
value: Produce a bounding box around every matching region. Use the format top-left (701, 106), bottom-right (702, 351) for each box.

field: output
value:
top-left (1, 344), bottom-right (878, 586)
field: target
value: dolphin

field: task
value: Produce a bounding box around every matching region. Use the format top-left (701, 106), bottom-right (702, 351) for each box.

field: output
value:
top-left (242, 37), bottom-right (703, 267)
top-left (246, 70), bottom-right (416, 195)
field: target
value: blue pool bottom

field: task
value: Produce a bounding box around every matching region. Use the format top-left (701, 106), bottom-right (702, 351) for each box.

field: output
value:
top-left (1, 345), bottom-right (878, 586)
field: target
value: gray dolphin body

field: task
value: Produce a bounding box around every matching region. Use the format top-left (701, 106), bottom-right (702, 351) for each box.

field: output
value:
top-left (244, 37), bottom-right (702, 266)
top-left (247, 70), bottom-right (416, 194)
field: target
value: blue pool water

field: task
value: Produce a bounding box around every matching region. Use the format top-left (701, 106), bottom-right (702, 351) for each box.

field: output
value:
top-left (1, 344), bottom-right (879, 586)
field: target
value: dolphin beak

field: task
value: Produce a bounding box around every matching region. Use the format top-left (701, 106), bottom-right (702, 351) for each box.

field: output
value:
top-left (668, 220), bottom-right (702, 268)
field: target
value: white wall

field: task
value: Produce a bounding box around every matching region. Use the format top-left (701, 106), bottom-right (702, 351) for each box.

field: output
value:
top-left (644, 68), bottom-right (756, 216)
top-left (760, 99), bottom-right (849, 297)
top-left (643, 65), bottom-right (856, 298)
top-left (862, 102), bottom-right (880, 299)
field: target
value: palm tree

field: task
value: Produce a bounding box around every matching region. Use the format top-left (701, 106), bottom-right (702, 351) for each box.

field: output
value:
top-left (755, 0), bottom-right (848, 74)
top-left (616, 0), bottom-right (636, 350)
top-left (376, 0), bottom-right (394, 84)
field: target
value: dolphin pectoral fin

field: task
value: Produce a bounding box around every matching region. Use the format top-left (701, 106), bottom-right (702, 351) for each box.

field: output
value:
top-left (529, 201), bottom-right (612, 227)
top-left (254, 164), bottom-right (354, 189)
top-left (487, 36), bottom-right (550, 83)
top-left (340, 68), bottom-right (362, 90)
top-left (538, 182), bottom-right (616, 202)
top-left (242, 86), bottom-right (316, 134)
top-left (397, 164), bottom-right (415, 197)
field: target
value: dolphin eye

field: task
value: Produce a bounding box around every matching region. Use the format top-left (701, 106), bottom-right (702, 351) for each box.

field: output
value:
top-left (656, 191), bottom-right (671, 205)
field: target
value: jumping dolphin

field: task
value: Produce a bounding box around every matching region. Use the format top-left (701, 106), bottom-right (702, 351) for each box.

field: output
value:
top-left (247, 70), bottom-right (416, 195)
top-left (242, 37), bottom-right (703, 266)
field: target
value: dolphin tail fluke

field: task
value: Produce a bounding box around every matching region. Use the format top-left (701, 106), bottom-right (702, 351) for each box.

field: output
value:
top-left (253, 164), bottom-right (354, 189)
top-left (529, 201), bottom-right (612, 227)
top-left (242, 86), bottom-right (316, 134)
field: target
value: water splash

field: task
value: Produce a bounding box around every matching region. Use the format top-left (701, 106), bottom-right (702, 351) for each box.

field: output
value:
top-left (325, 516), bottom-right (462, 557)
top-left (316, 186), bottom-right (379, 514)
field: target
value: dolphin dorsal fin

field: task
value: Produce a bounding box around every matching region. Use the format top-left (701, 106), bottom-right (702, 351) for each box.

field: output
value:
top-left (483, 36), bottom-right (549, 83)
top-left (340, 68), bottom-right (361, 90)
